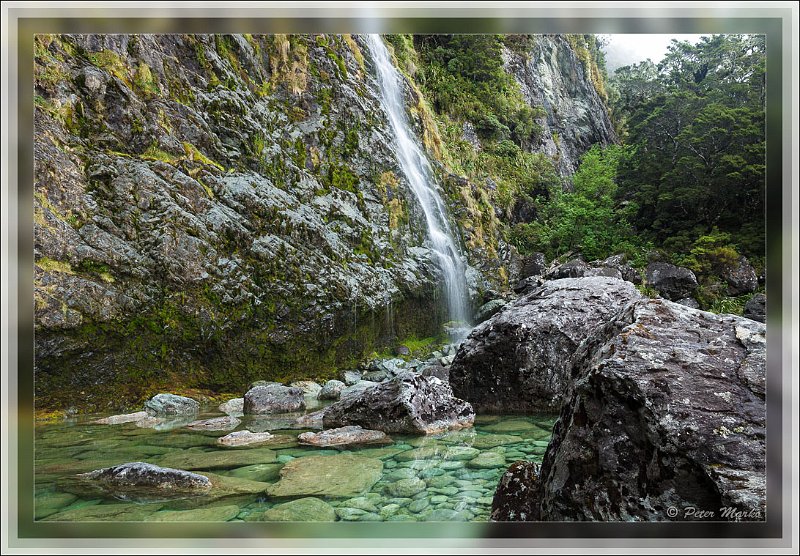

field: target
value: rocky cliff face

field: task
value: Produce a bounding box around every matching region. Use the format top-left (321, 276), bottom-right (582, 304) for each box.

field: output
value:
top-left (33, 34), bottom-right (616, 410)
top-left (34, 34), bottom-right (458, 409)
top-left (505, 35), bottom-right (617, 177)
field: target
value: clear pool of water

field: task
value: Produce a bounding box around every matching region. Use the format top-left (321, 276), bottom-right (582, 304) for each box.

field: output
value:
top-left (34, 406), bottom-right (556, 522)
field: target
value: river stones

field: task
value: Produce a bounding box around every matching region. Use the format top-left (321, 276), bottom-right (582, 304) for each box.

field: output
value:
top-left (467, 451), bottom-right (507, 469)
top-left (261, 497), bottom-right (335, 522)
top-left (385, 477), bottom-right (426, 497)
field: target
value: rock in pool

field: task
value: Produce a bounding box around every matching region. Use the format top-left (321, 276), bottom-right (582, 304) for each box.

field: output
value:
top-left (297, 425), bottom-right (390, 448)
top-left (186, 416), bottom-right (241, 431)
top-left (77, 462), bottom-right (211, 496)
top-left (144, 394), bottom-right (199, 416)
top-left (244, 384), bottom-right (305, 414)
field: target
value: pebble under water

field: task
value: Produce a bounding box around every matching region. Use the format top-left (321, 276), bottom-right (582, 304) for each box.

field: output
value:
top-left (34, 402), bottom-right (556, 523)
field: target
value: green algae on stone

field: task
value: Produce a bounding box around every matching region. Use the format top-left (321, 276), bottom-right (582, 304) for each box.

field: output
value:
top-left (267, 454), bottom-right (383, 498)
top-left (224, 463), bottom-right (284, 483)
top-left (261, 497), bottom-right (336, 522)
top-left (145, 504), bottom-right (241, 522)
top-left (158, 447), bottom-right (277, 470)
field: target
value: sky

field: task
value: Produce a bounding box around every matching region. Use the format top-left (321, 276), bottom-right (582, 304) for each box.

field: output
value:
top-left (601, 34), bottom-right (707, 73)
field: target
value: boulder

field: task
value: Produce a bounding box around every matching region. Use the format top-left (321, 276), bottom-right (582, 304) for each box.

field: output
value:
top-left (592, 254), bottom-right (642, 285)
top-left (743, 293), bottom-right (766, 323)
top-left (499, 299), bottom-right (766, 521)
top-left (218, 398), bottom-right (244, 415)
top-left (144, 394), bottom-right (199, 416)
top-left (723, 256), bottom-right (758, 296)
top-left (420, 363), bottom-right (449, 382)
top-left (339, 380), bottom-right (380, 400)
top-left (450, 277), bottom-right (642, 413)
top-left (395, 345), bottom-right (411, 357)
top-left (474, 299), bottom-right (507, 324)
top-left (675, 297), bottom-right (700, 309)
top-left (545, 258), bottom-right (589, 279)
top-left (78, 462), bottom-right (211, 496)
top-left (243, 384), bottom-right (305, 414)
top-left (645, 262), bottom-right (698, 300)
top-left (297, 425), bottom-right (390, 448)
top-left (317, 379), bottom-right (346, 400)
top-left (290, 381), bottom-right (323, 397)
top-left (340, 370), bottom-right (363, 386)
top-left (519, 252), bottom-right (546, 280)
top-left (322, 373), bottom-right (475, 435)
top-left (584, 266), bottom-right (622, 280)
top-left (266, 454), bottom-right (383, 498)
top-left (490, 461), bottom-right (540, 521)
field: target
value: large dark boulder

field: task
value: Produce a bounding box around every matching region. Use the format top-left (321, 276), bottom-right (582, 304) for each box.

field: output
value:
top-left (645, 262), bottom-right (699, 300)
top-left (78, 462), bottom-right (211, 496)
top-left (723, 256), bottom-right (758, 296)
top-left (743, 293), bottom-right (766, 323)
top-left (449, 277), bottom-right (642, 413)
top-left (322, 373), bottom-right (474, 435)
top-left (493, 299), bottom-right (766, 522)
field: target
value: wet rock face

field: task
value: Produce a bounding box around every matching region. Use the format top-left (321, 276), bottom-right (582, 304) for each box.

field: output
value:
top-left (490, 461), bottom-right (539, 521)
top-left (526, 300), bottom-right (765, 521)
top-left (504, 36), bottom-right (617, 177)
top-left (33, 34), bottom-right (451, 409)
top-left (244, 384), bottom-right (305, 414)
top-left (450, 277), bottom-right (642, 413)
top-left (645, 262), bottom-right (699, 301)
top-left (78, 462), bottom-right (211, 494)
top-left (322, 373), bottom-right (475, 435)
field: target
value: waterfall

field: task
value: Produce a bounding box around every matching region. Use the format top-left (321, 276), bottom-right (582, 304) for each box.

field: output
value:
top-left (366, 34), bottom-right (471, 328)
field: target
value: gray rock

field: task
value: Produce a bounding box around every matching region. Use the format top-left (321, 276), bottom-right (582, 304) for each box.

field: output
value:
top-left (450, 277), bottom-right (642, 413)
top-left (502, 299), bottom-right (766, 521)
top-left (218, 398), bottom-right (244, 415)
top-left (144, 394), bottom-right (199, 417)
top-left (290, 381), bottom-right (323, 397)
top-left (323, 373), bottom-right (474, 435)
top-left (185, 415), bottom-right (241, 431)
top-left (78, 462), bottom-right (211, 495)
top-left (244, 384), bottom-right (305, 414)
top-left (340, 370), bottom-right (364, 386)
top-left (395, 345), bottom-right (411, 356)
top-left (490, 461), bottom-right (539, 521)
top-left (317, 379), bottom-right (346, 400)
top-left (645, 262), bottom-right (699, 301)
top-left (675, 297), bottom-right (700, 309)
top-left (216, 430), bottom-right (277, 447)
top-left (93, 411), bottom-right (149, 425)
top-left (743, 293), bottom-right (766, 323)
top-left (420, 363), bottom-right (449, 382)
top-left (723, 256), bottom-right (758, 296)
top-left (545, 258), bottom-right (589, 279)
top-left (297, 425), bottom-right (390, 448)
top-left (340, 380), bottom-right (380, 400)
top-left (385, 477), bottom-right (426, 497)
top-left (519, 252), bottom-right (546, 280)
top-left (474, 299), bottom-right (507, 324)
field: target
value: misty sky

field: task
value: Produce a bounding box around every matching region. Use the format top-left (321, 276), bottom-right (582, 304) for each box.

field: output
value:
top-left (601, 34), bottom-right (707, 73)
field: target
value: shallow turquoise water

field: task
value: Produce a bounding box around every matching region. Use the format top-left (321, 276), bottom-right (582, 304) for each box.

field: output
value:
top-left (34, 407), bottom-right (556, 522)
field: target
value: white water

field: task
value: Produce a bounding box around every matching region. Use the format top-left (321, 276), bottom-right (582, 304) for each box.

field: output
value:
top-left (366, 34), bottom-right (471, 326)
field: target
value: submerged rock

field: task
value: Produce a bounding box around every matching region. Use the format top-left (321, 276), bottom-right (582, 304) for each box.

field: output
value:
top-left (186, 416), bottom-right (241, 431)
top-left (297, 425), bottom-right (390, 448)
top-left (144, 394), bottom-right (199, 416)
top-left (146, 505), bottom-right (241, 522)
top-left (78, 462), bottom-right (211, 495)
top-left (93, 411), bottom-right (149, 425)
top-left (323, 373), bottom-right (475, 435)
top-left (261, 497), bottom-right (336, 522)
top-left (266, 454), bottom-right (383, 498)
top-left (450, 277), bottom-right (642, 412)
top-left (244, 384), bottom-right (305, 414)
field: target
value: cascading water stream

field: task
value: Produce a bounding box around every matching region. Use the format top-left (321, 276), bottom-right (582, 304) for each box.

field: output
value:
top-left (366, 34), bottom-right (471, 328)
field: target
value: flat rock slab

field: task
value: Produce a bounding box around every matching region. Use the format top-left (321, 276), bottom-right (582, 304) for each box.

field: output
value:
top-left (158, 447), bottom-right (277, 470)
top-left (226, 463), bottom-right (284, 483)
top-left (261, 497), bottom-right (336, 522)
top-left (266, 454), bottom-right (383, 498)
top-left (217, 430), bottom-right (277, 447)
top-left (244, 384), bottom-right (305, 415)
top-left (467, 451), bottom-right (507, 469)
top-left (93, 411), bottom-right (149, 425)
top-left (43, 502), bottom-right (164, 521)
top-left (395, 446), bottom-right (479, 462)
top-left (482, 419), bottom-right (539, 434)
top-left (298, 425), bottom-right (390, 448)
top-left (186, 416), bottom-right (241, 431)
top-left (144, 394), bottom-right (199, 416)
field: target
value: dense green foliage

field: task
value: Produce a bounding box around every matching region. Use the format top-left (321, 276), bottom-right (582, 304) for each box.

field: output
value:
top-left (612, 34), bottom-right (765, 261)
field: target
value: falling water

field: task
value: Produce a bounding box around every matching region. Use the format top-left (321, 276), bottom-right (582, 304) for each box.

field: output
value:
top-left (366, 34), bottom-right (471, 327)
